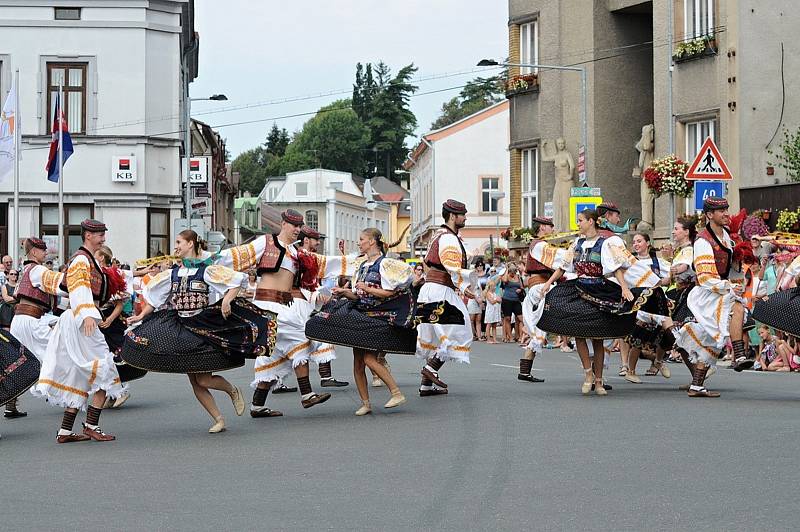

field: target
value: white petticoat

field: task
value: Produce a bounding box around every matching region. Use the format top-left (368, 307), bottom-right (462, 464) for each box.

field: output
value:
top-left (521, 282), bottom-right (549, 353)
top-left (10, 313), bottom-right (58, 360)
top-left (675, 287), bottom-right (733, 365)
top-left (31, 312), bottom-right (125, 410)
top-left (250, 298), bottom-right (335, 387)
top-left (415, 283), bottom-right (472, 363)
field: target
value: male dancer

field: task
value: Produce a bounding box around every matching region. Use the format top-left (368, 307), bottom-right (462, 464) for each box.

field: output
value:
top-left (597, 202), bottom-right (635, 236)
top-left (213, 209), bottom-right (353, 417)
top-left (32, 220), bottom-right (124, 442)
top-left (4, 238), bottom-right (62, 418)
top-left (416, 199), bottom-right (475, 396)
top-left (518, 216), bottom-right (569, 382)
top-left (675, 197), bottom-right (753, 397)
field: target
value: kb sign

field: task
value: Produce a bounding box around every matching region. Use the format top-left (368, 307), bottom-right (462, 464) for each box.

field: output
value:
top-left (111, 155), bottom-right (137, 183)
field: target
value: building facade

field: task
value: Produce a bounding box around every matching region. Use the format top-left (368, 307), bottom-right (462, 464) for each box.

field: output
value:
top-left (261, 168), bottom-right (391, 256)
top-left (507, 0), bottom-right (800, 235)
top-left (407, 100), bottom-right (510, 256)
top-left (0, 0), bottom-right (197, 263)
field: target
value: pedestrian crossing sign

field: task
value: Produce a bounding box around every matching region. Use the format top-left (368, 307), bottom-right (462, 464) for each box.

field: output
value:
top-left (569, 196), bottom-right (603, 230)
top-left (685, 137), bottom-right (732, 180)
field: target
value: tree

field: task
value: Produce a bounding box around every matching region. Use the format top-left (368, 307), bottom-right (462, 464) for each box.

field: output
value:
top-left (277, 99), bottom-right (370, 175)
top-left (231, 146), bottom-right (270, 196)
top-left (430, 76), bottom-right (504, 130)
top-left (768, 127), bottom-right (800, 182)
top-left (265, 123), bottom-right (290, 158)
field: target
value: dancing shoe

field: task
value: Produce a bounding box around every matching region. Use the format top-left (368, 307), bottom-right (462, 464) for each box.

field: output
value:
top-left (228, 386), bottom-right (245, 416)
top-left (320, 377), bottom-right (349, 388)
top-left (208, 417), bottom-right (226, 433)
top-left (624, 372), bottom-right (642, 384)
top-left (4, 409), bottom-right (27, 419)
top-left (732, 356), bottom-right (755, 372)
top-left (56, 431), bottom-right (90, 443)
top-left (82, 423), bottom-right (116, 441)
top-left (384, 393), bottom-right (406, 409)
top-left (101, 397), bottom-right (114, 409)
top-left (355, 402), bottom-right (372, 416)
top-left (518, 373), bottom-right (545, 383)
top-left (301, 392), bottom-right (331, 409)
top-left (421, 367), bottom-right (447, 388)
top-left (591, 383), bottom-right (613, 391)
top-left (371, 375), bottom-right (384, 387)
top-left (249, 407), bottom-right (283, 418)
top-left (687, 387), bottom-right (720, 398)
top-left (419, 386), bottom-right (448, 397)
top-left (272, 383), bottom-right (297, 394)
top-left (581, 370), bottom-right (593, 395)
top-left (112, 392), bottom-right (130, 409)
top-left (659, 362), bottom-right (671, 379)
top-left (594, 380), bottom-right (608, 396)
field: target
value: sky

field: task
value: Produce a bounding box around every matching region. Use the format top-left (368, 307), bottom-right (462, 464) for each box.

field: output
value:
top-left (191, 0), bottom-right (509, 158)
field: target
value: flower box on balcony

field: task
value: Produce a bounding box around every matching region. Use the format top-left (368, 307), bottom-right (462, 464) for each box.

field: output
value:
top-left (673, 36), bottom-right (717, 64)
top-left (505, 73), bottom-right (540, 98)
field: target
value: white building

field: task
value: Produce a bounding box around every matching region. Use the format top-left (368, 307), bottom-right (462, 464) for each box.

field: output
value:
top-left (406, 100), bottom-right (510, 257)
top-left (260, 168), bottom-right (391, 256)
top-left (0, 0), bottom-right (197, 263)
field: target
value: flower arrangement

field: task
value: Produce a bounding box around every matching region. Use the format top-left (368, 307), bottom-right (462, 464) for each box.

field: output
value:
top-left (643, 154), bottom-right (694, 197)
top-left (742, 213), bottom-right (770, 239)
top-left (776, 208), bottom-right (800, 232)
top-left (673, 35), bottom-right (716, 59)
top-left (506, 73), bottom-right (538, 93)
top-left (501, 226), bottom-right (535, 243)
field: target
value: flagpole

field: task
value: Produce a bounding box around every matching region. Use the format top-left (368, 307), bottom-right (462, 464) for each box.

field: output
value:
top-left (58, 81), bottom-right (64, 266)
top-left (12, 69), bottom-right (19, 268)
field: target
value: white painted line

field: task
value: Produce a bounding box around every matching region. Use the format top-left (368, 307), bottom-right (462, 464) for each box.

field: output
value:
top-left (490, 363), bottom-right (545, 371)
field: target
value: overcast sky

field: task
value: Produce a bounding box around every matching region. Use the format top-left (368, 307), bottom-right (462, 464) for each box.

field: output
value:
top-left (191, 1), bottom-right (508, 158)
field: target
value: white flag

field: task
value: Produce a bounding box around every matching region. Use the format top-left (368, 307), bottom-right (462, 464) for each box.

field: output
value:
top-left (0, 84), bottom-right (16, 183)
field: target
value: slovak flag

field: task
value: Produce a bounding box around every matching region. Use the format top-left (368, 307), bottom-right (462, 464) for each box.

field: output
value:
top-left (45, 94), bottom-right (73, 183)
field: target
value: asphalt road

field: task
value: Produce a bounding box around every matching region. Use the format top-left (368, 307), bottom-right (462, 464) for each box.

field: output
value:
top-left (5, 341), bottom-right (800, 531)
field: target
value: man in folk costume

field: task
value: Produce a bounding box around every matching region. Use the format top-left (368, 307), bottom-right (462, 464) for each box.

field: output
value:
top-left (416, 199), bottom-right (476, 396)
top-left (212, 209), bottom-right (355, 417)
top-left (675, 197), bottom-right (754, 398)
top-left (32, 220), bottom-right (125, 442)
top-left (3, 238), bottom-right (62, 418)
top-left (597, 201), bottom-right (634, 236)
top-left (519, 216), bottom-right (569, 382)
top-left (299, 225), bottom-right (349, 389)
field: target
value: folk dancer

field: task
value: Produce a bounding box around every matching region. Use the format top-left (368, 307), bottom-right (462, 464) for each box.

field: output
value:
top-left (32, 220), bottom-right (126, 443)
top-left (674, 197), bottom-right (754, 398)
top-left (416, 199), bottom-right (477, 396)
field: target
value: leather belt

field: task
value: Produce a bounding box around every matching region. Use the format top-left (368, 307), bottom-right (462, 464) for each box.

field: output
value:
top-left (254, 288), bottom-right (293, 305)
top-left (527, 273), bottom-right (550, 285)
top-left (14, 302), bottom-right (45, 319)
top-left (425, 268), bottom-right (456, 289)
top-left (290, 288), bottom-right (307, 301)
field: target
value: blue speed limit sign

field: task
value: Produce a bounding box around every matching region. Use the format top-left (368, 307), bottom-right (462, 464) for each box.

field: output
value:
top-left (694, 181), bottom-right (726, 212)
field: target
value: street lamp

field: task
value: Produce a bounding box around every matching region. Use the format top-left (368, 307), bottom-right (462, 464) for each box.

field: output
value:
top-left (489, 191), bottom-right (506, 259)
top-left (184, 93), bottom-right (228, 222)
top-left (478, 58), bottom-right (588, 185)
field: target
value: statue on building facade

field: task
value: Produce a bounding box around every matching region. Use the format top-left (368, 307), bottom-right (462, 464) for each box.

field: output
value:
top-left (634, 124), bottom-right (655, 231)
top-left (541, 137), bottom-right (575, 231)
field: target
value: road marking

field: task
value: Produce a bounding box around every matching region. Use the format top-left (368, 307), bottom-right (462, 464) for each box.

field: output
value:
top-left (489, 363), bottom-right (545, 371)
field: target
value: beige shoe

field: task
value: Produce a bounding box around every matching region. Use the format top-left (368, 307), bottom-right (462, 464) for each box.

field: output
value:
top-left (384, 393), bottom-right (406, 409)
top-left (371, 375), bottom-right (384, 387)
top-left (112, 392), bottom-right (130, 409)
top-left (659, 362), bottom-right (671, 379)
top-left (581, 369), bottom-right (593, 395)
top-left (355, 402), bottom-right (372, 416)
top-left (594, 380), bottom-right (608, 396)
top-left (618, 366), bottom-right (629, 377)
top-left (624, 372), bottom-right (642, 384)
top-left (208, 417), bottom-right (226, 433)
top-left (102, 396), bottom-right (115, 409)
top-left (229, 386), bottom-right (245, 416)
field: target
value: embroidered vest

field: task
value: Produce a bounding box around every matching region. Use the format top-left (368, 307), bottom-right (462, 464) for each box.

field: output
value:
top-left (59, 247), bottom-right (108, 303)
top-left (525, 239), bottom-right (554, 275)
top-left (16, 262), bottom-right (56, 311)
top-left (574, 237), bottom-right (606, 277)
top-left (424, 226), bottom-right (467, 271)
top-left (170, 265), bottom-right (209, 311)
top-left (696, 227), bottom-right (732, 280)
top-left (256, 235), bottom-right (287, 275)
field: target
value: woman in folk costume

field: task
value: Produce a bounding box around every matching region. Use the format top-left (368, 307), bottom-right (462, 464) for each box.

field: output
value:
top-left (308, 228), bottom-right (411, 415)
top-left (4, 238), bottom-right (60, 419)
top-left (755, 248), bottom-right (800, 338)
top-left (518, 216), bottom-right (569, 383)
top-left (32, 220), bottom-right (126, 443)
top-left (125, 230), bottom-right (269, 433)
top-left (415, 199), bottom-right (478, 397)
top-left (537, 209), bottom-right (664, 395)
top-left (674, 197), bottom-right (754, 398)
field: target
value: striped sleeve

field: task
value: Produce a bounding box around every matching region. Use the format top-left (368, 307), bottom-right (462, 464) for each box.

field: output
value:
top-left (214, 236), bottom-right (266, 272)
top-left (67, 255), bottom-right (101, 323)
top-left (438, 233), bottom-right (472, 293)
top-left (693, 238), bottom-right (732, 294)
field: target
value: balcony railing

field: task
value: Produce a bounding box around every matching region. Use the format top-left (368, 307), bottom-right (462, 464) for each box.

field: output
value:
top-left (672, 35), bottom-right (718, 64)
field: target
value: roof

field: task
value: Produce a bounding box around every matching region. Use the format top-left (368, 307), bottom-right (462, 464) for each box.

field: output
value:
top-left (261, 204), bottom-right (283, 233)
top-left (234, 197), bottom-right (259, 208)
top-left (405, 100), bottom-right (509, 169)
top-left (351, 175), bottom-right (410, 198)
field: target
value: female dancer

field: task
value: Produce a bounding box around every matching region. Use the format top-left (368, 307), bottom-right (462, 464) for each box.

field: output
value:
top-left (328, 228), bottom-right (411, 415)
top-left (537, 209), bottom-right (662, 395)
top-left (126, 230), bottom-right (266, 433)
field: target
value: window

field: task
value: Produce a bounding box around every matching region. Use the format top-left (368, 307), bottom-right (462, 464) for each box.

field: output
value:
top-left (684, 0), bottom-right (714, 39)
top-left (521, 148), bottom-right (539, 223)
top-left (305, 210), bottom-right (318, 230)
top-left (329, 181), bottom-right (343, 191)
top-left (481, 176), bottom-right (501, 213)
top-left (519, 20), bottom-right (539, 74)
top-left (295, 182), bottom-right (308, 196)
top-left (40, 204), bottom-right (94, 259)
top-left (47, 63), bottom-right (87, 134)
top-left (268, 187), bottom-right (278, 201)
top-left (685, 118), bottom-right (718, 162)
top-left (54, 7), bottom-right (81, 20)
top-left (148, 209), bottom-right (170, 258)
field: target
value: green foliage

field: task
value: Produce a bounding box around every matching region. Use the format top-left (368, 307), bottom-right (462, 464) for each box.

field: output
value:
top-left (768, 127), bottom-right (800, 182)
top-left (232, 146), bottom-right (271, 196)
top-left (265, 123), bottom-right (290, 158)
top-left (430, 76), bottom-right (504, 130)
